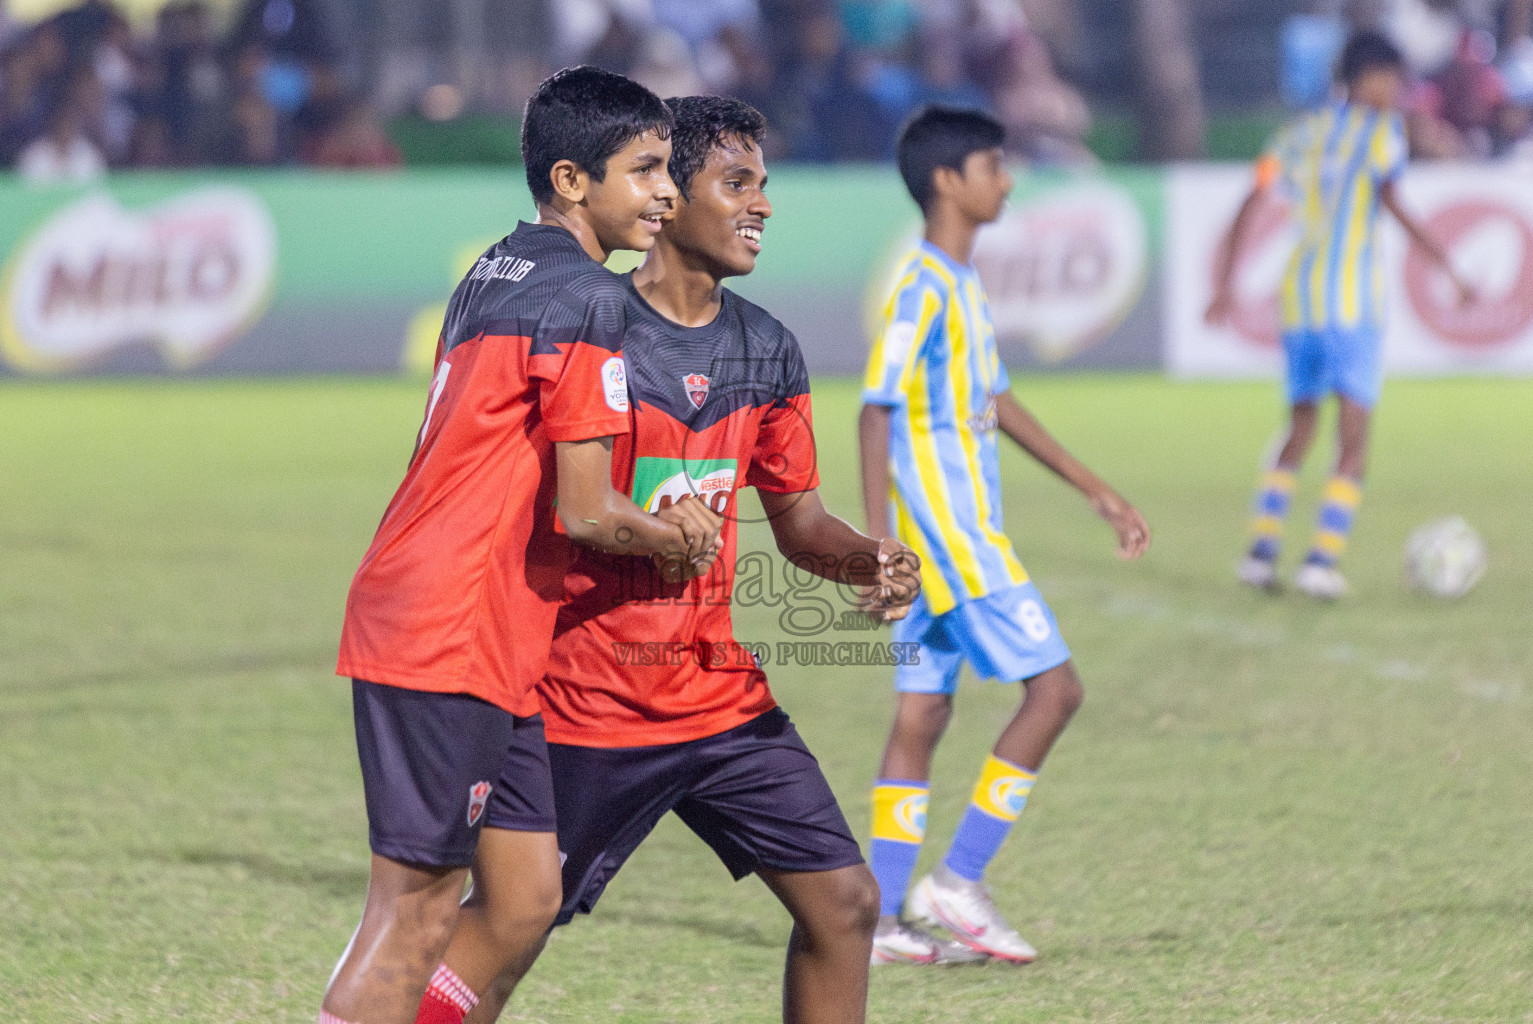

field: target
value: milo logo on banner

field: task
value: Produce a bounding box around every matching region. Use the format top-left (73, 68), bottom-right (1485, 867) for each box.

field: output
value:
top-left (973, 181), bottom-right (1148, 363)
top-left (632, 456), bottom-right (737, 517)
top-left (867, 180), bottom-right (1149, 365)
top-left (0, 187), bottom-right (276, 372)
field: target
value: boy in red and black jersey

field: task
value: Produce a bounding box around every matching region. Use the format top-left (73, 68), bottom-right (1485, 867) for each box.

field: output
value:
top-left (340, 223), bottom-right (644, 714)
top-left (417, 97), bottom-right (922, 1024)
top-left (538, 260), bottom-right (819, 747)
top-left (322, 68), bottom-right (725, 1024)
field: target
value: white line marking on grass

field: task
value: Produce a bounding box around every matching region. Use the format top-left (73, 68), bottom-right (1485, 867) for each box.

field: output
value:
top-left (1460, 680), bottom-right (1523, 703)
top-left (1092, 587), bottom-right (1435, 686)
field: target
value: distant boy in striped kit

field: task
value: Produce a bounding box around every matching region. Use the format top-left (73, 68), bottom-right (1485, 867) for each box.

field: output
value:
top-left (1208, 31), bottom-right (1472, 599)
top-left (858, 105), bottom-right (1151, 965)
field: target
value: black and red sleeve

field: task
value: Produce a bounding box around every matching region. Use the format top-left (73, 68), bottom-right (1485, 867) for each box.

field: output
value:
top-left (528, 275), bottom-right (633, 443)
top-left (747, 332), bottom-right (818, 494)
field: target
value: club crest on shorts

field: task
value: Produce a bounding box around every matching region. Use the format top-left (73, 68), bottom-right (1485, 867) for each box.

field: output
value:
top-left (682, 372), bottom-right (710, 409)
top-left (466, 781), bottom-right (492, 827)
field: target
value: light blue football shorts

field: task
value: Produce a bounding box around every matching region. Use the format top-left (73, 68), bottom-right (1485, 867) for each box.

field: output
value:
top-left (891, 581), bottom-right (1073, 694)
top-left (1282, 325), bottom-right (1383, 410)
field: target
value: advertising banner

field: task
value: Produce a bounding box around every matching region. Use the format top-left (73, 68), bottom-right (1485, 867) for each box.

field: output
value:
top-left (0, 172), bottom-right (530, 375)
top-left (5, 165), bottom-right (1532, 380)
top-left (0, 166), bottom-right (1163, 377)
top-left (852, 169), bottom-right (1164, 375)
top-left (1165, 163), bottom-right (1533, 379)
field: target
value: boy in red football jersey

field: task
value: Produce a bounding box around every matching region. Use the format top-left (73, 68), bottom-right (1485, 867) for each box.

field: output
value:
top-left (411, 96), bottom-right (920, 1024)
top-left (320, 68), bottom-right (723, 1024)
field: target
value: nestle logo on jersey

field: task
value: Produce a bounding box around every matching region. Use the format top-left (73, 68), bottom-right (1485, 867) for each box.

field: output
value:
top-left (470, 255), bottom-right (535, 283)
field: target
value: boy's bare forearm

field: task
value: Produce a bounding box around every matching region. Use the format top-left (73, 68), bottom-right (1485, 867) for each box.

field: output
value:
top-left (858, 404), bottom-right (893, 537)
top-left (1383, 185), bottom-right (1452, 269)
top-left (994, 392), bottom-right (1109, 499)
top-left (567, 488), bottom-right (689, 555)
top-left (1214, 187), bottom-right (1263, 296)
top-left (995, 392), bottom-right (1151, 558)
top-left (761, 488), bottom-right (888, 586)
top-left (555, 438), bottom-right (687, 557)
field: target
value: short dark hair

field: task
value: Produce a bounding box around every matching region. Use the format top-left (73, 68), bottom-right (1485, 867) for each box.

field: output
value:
top-left (521, 66), bottom-right (673, 204)
top-left (895, 105), bottom-right (1006, 211)
top-left (1337, 30), bottom-right (1405, 86)
top-left (663, 95), bottom-right (768, 200)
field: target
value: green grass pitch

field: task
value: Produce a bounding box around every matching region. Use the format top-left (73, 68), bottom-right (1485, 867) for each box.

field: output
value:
top-left (1, 375), bottom-right (1529, 1023)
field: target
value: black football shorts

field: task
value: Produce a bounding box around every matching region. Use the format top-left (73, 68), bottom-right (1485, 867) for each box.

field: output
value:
top-left (352, 679), bottom-right (556, 868)
top-left (550, 707), bottom-right (864, 925)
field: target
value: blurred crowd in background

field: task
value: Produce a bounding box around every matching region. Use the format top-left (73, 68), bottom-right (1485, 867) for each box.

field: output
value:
top-left (1289, 0), bottom-right (1533, 159)
top-left (540, 0), bottom-right (1095, 165)
top-left (2, 0), bottom-right (1533, 180)
top-left (0, 0), bottom-right (398, 180)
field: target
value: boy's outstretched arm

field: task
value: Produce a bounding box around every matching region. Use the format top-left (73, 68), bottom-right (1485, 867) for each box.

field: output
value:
top-left (994, 392), bottom-right (1151, 559)
top-left (555, 436), bottom-right (722, 581)
top-left (759, 487), bottom-right (921, 621)
top-left (858, 403), bottom-right (894, 539)
top-left (1205, 182), bottom-right (1267, 327)
top-left (1381, 182), bottom-right (1475, 304)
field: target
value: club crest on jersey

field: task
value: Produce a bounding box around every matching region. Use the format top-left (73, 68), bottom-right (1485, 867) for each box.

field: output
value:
top-left (968, 396), bottom-right (999, 434)
top-left (467, 781), bottom-right (492, 827)
top-left (682, 373), bottom-right (710, 409)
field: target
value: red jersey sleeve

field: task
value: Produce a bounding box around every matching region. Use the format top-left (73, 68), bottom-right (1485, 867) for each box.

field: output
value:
top-left (528, 276), bottom-right (633, 443)
top-left (747, 337), bottom-right (818, 493)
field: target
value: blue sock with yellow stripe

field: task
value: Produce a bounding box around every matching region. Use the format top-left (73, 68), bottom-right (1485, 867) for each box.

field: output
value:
top-left (870, 780), bottom-right (928, 916)
top-left (943, 754), bottom-right (1036, 882)
top-left (1248, 467), bottom-right (1297, 562)
top-left (1305, 475), bottom-right (1363, 567)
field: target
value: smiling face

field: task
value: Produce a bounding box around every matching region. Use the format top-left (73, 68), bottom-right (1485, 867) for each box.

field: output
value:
top-left (581, 130), bottom-right (679, 254)
top-left (660, 135), bottom-right (772, 279)
top-left (939, 146), bottom-right (1013, 226)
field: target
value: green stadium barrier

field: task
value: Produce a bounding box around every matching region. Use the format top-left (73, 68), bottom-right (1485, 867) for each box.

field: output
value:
top-left (0, 166), bottom-right (1165, 376)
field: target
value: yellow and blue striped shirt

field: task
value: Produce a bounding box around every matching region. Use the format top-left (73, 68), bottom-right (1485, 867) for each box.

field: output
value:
top-left (1265, 100), bottom-right (1408, 333)
top-left (863, 241), bottom-right (1027, 616)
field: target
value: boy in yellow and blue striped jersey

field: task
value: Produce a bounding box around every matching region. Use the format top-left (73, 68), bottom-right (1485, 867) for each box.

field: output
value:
top-left (859, 106), bottom-right (1151, 965)
top-left (1208, 31), bottom-right (1473, 600)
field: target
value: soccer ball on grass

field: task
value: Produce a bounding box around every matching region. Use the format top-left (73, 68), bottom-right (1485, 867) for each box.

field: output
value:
top-left (1404, 517), bottom-right (1485, 599)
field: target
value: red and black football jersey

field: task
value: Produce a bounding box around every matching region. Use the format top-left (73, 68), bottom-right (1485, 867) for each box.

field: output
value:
top-left (338, 222), bottom-right (633, 716)
top-left (539, 276), bottom-right (818, 747)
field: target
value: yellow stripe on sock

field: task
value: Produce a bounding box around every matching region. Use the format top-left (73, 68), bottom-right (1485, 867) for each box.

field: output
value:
top-left (1323, 476), bottom-right (1363, 508)
top-left (1252, 515), bottom-right (1285, 538)
top-left (1314, 530), bottom-right (1348, 555)
top-left (969, 755), bottom-right (1036, 823)
top-left (871, 784), bottom-right (928, 843)
top-left (1262, 468), bottom-right (1298, 493)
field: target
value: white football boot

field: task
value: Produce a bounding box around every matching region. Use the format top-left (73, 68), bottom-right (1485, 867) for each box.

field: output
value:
top-left (1294, 561), bottom-right (1347, 600)
top-left (1237, 554), bottom-right (1280, 591)
top-left (871, 916), bottom-right (989, 965)
top-left (907, 867), bottom-right (1038, 963)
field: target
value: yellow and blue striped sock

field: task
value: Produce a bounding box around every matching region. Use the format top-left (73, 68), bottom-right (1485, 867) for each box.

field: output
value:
top-left (942, 754), bottom-right (1037, 882)
top-left (1306, 475), bottom-right (1363, 567)
top-left (1248, 468), bottom-right (1298, 561)
top-left (870, 780), bottom-right (928, 916)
